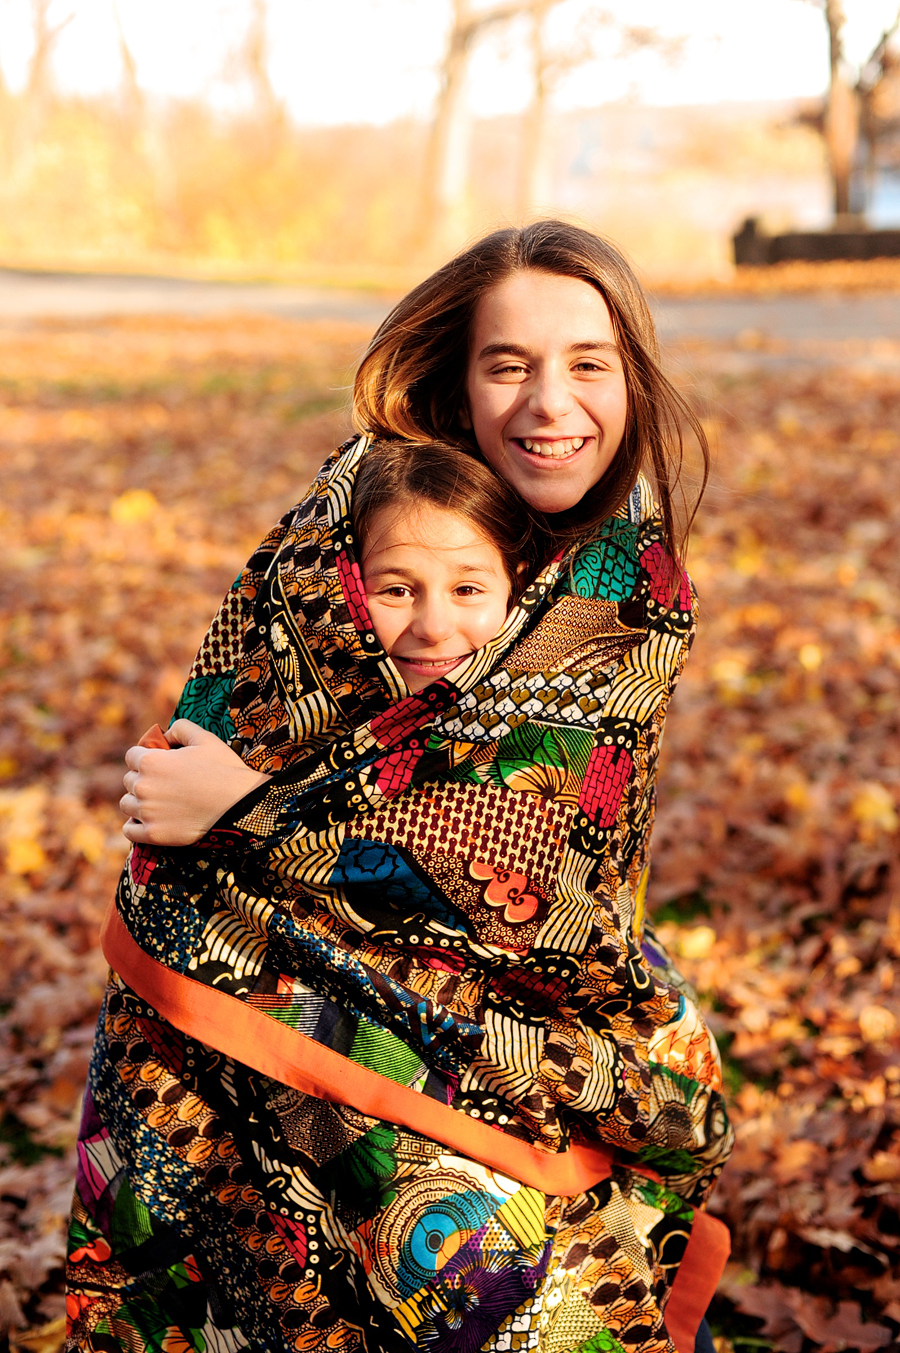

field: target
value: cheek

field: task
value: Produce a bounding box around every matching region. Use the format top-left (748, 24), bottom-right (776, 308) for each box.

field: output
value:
top-left (600, 379), bottom-right (629, 439)
top-left (467, 381), bottom-right (514, 441)
top-left (366, 600), bottom-right (403, 651)
top-left (466, 599), bottom-right (510, 646)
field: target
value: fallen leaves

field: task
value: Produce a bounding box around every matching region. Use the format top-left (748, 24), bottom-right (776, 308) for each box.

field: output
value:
top-left (719, 1275), bottom-right (893, 1353)
top-left (652, 354), bottom-right (900, 1349)
top-left (1, 313), bottom-right (900, 1349)
top-left (0, 314), bottom-right (363, 1340)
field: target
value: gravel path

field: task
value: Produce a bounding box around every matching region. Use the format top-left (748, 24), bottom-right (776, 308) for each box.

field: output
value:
top-left (0, 267), bottom-right (393, 325)
top-left (0, 266), bottom-right (897, 348)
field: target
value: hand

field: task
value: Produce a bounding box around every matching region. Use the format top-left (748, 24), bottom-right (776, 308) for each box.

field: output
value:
top-left (120, 719), bottom-right (270, 847)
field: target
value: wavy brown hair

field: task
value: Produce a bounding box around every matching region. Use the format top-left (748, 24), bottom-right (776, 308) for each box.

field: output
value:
top-left (352, 439), bottom-right (540, 603)
top-left (353, 220), bottom-right (708, 563)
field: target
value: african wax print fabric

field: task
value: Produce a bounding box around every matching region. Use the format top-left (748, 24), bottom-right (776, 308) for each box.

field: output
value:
top-left (66, 436), bottom-right (733, 1353)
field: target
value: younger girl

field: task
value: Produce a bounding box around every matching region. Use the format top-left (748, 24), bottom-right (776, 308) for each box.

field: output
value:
top-left (352, 439), bottom-right (535, 695)
top-left (121, 438), bottom-right (539, 843)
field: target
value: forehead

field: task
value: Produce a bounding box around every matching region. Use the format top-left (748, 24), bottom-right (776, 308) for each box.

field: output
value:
top-left (470, 270), bottom-right (616, 351)
top-left (363, 501), bottom-right (503, 564)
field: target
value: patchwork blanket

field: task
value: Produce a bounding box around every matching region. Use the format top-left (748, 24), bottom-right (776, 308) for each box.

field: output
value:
top-left (67, 436), bottom-right (733, 1353)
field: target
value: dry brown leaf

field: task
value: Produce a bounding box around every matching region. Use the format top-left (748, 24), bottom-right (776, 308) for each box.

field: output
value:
top-left (782, 1292), bottom-right (892, 1353)
top-left (3, 316), bottom-right (900, 1346)
top-left (7, 1314), bottom-right (66, 1353)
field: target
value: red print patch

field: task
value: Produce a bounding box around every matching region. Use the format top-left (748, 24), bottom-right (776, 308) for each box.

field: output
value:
top-left (638, 540), bottom-right (691, 611)
top-left (578, 744), bottom-right (634, 827)
top-left (128, 844), bottom-right (157, 889)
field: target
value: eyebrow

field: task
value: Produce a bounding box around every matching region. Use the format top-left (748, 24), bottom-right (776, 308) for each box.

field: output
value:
top-left (365, 562), bottom-right (497, 579)
top-left (476, 340), bottom-right (619, 360)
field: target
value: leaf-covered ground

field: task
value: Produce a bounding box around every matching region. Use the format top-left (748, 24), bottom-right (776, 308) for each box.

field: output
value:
top-left (0, 314), bottom-right (898, 1353)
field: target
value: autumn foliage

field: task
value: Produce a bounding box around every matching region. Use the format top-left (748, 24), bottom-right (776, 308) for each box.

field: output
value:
top-left (1, 314), bottom-right (899, 1351)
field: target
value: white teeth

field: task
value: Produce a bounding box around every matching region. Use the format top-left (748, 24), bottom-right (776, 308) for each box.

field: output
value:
top-left (520, 438), bottom-right (587, 459)
top-left (402, 656), bottom-right (463, 666)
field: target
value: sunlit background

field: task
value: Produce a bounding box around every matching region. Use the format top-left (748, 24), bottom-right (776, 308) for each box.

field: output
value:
top-left (0, 0), bottom-right (898, 280)
top-left (3, 6), bottom-right (900, 1351)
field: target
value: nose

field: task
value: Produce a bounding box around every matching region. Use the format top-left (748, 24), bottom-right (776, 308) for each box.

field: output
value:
top-left (528, 362), bottom-right (574, 422)
top-left (410, 593), bottom-right (455, 645)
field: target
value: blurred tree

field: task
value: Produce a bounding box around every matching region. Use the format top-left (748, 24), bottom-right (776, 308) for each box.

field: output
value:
top-left (113, 0), bottom-right (178, 232)
top-left (420, 0), bottom-right (688, 249)
top-left (803, 0), bottom-right (900, 223)
top-left (517, 0), bottom-right (559, 217)
top-left (237, 0), bottom-right (284, 134)
top-left (857, 17), bottom-right (900, 208)
top-left (113, 0), bottom-right (142, 124)
top-left (419, 0), bottom-right (524, 253)
top-left (516, 4), bottom-right (684, 219)
top-left (8, 0), bottom-right (73, 183)
top-left (25, 0), bottom-right (72, 115)
top-left (824, 0), bottom-right (864, 221)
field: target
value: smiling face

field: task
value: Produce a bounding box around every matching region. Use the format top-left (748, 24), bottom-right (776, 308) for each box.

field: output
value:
top-left (465, 269), bottom-right (629, 515)
top-left (361, 500), bottom-right (512, 693)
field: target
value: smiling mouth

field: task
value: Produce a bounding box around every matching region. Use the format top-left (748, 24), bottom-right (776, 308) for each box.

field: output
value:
top-left (514, 437), bottom-right (587, 460)
top-left (394, 653), bottom-right (470, 670)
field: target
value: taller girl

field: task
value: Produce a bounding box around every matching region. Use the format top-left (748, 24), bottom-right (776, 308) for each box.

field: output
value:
top-left (357, 219), bottom-right (695, 547)
top-left (68, 222), bottom-right (732, 1353)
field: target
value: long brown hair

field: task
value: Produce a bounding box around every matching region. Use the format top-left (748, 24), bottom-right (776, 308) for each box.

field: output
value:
top-left (352, 220), bottom-right (708, 563)
top-left (352, 438), bottom-right (539, 603)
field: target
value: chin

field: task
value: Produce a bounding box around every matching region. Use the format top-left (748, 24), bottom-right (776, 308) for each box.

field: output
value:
top-left (526, 488), bottom-right (587, 515)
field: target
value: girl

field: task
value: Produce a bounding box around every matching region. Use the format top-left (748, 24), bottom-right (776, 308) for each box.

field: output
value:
top-left (349, 439), bottom-right (535, 694)
top-left (120, 439), bottom-right (539, 841)
top-left (68, 222), bottom-right (732, 1353)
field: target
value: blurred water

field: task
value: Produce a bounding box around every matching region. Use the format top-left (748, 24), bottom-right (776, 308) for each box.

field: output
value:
top-left (868, 170), bottom-right (900, 228)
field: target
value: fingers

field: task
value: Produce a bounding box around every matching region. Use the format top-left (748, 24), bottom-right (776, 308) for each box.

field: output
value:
top-left (122, 753), bottom-right (158, 800)
top-left (122, 816), bottom-right (150, 844)
top-left (124, 744), bottom-right (148, 772)
top-left (119, 791), bottom-right (141, 820)
top-left (167, 718), bottom-right (211, 747)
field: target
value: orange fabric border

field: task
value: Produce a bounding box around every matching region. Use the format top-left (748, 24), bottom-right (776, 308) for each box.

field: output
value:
top-left (101, 904), bottom-right (615, 1194)
top-left (666, 1209), bottom-right (732, 1353)
top-left (101, 903), bottom-right (730, 1350)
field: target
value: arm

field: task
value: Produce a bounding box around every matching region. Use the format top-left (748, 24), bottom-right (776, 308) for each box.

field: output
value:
top-left (120, 719), bottom-right (270, 847)
top-left (117, 491), bottom-right (315, 848)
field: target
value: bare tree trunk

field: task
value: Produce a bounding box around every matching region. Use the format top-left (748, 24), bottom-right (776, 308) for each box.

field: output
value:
top-left (242, 0), bottom-right (281, 133)
top-left (114, 0), bottom-right (142, 126)
top-left (419, 0), bottom-right (476, 255)
top-left (517, 0), bottom-right (555, 218)
top-left (824, 0), bottom-right (861, 222)
top-left (113, 1), bottom-right (178, 234)
top-left (9, 0), bottom-right (73, 183)
top-left (25, 0), bottom-right (69, 112)
top-left (516, 2), bottom-right (675, 220)
top-left (856, 9), bottom-right (900, 216)
top-left (419, 0), bottom-right (524, 256)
